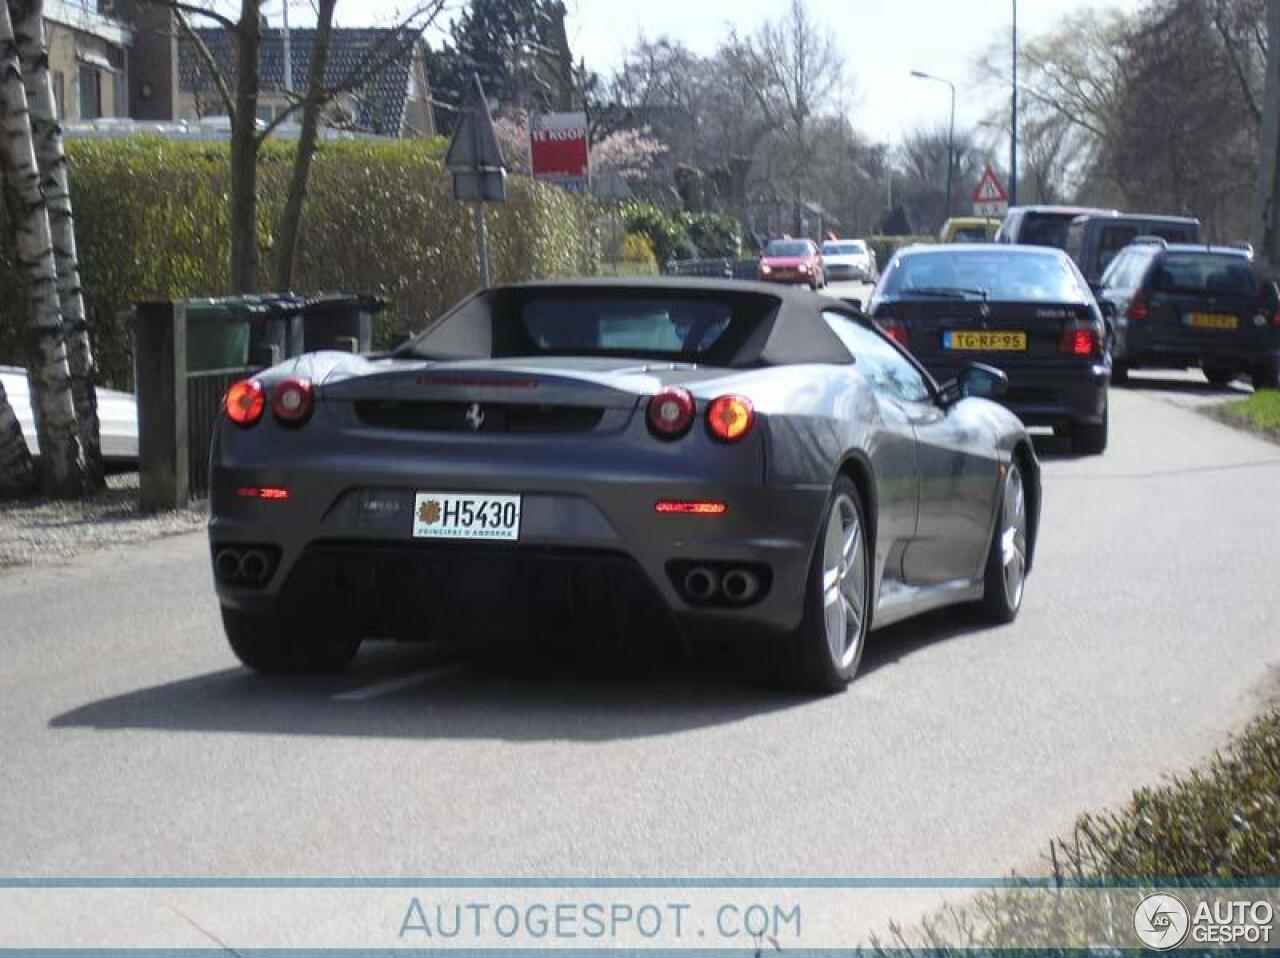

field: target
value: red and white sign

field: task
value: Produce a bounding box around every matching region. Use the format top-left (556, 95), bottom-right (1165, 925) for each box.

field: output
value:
top-left (530, 112), bottom-right (589, 192)
top-left (972, 165), bottom-right (1009, 217)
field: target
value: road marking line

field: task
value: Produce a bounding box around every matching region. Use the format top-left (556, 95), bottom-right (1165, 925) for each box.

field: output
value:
top-left (332, 663), bottom-right (469, 701)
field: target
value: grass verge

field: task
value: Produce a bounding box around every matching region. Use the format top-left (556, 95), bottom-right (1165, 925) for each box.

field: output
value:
top-left (875, 709), bottom-right (1280, 951)
top-left (1213, 389), bottom-right (1280, 443)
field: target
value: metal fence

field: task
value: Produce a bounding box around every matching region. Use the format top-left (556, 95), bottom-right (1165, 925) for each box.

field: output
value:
top-left (662, 258), bottom-right (759, 280)
top-left (187, 366), bottom-right (258, 498)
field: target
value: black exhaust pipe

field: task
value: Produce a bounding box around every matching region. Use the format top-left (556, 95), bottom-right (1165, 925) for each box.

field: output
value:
top-left (682, 566), bottom-right (718, 602)
top-left (239, 549), bottom-right (270, 585)
top-left (214, 548), bottom-right (243, 583)
top-left (721, 569), bottom-right (760, 603)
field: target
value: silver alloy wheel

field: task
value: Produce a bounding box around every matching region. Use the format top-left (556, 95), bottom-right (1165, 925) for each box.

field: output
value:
top-left (821, 493), bottom-right (867, 669)
top-left (1000, 464), bottom-right (1028, 610)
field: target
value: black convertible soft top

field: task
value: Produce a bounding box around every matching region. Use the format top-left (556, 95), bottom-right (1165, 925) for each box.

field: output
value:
top-left (399, 278), bottom-right (854, 368)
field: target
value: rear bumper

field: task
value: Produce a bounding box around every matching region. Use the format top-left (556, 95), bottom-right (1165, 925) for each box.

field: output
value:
top-left (1121, 337), bottom-right (1280, 368)
top-left (209, 466), bottom-right (827, 640)
top-left (758, 274), bottom-right (816, 286)
top-left (925, 359), bottom-right (1110, 427)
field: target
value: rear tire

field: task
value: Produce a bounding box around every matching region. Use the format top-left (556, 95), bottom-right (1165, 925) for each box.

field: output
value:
top-left (978, 462), bottom-right (1029, 624)
top-left (1071, 405), bottom-right (1108, 455)
top-left (221, 607), bottom-right (361, 674)
top-left (774, 476), bottom-right (871, 694)
top-left (1204, 364), bottom-right (1238, 387)
top-left (1111, 361), bottom-right (1130, 386)
top-left (1250, 360), bottom-right (1280, 391)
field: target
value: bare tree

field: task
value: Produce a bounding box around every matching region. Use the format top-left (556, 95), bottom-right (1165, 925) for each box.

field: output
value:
top-left (721, 0), bottom-right (846, 233)
top-left (151, 0), bottom-right (443, 292)
top-left (11, 0), bottom-right (102, 488)
top-left (899, 125), bottom-right (982, 235)
top-left (0, 0), bottom-right (84, 496)
top-left (275, 0), bottom-right (336, 291)
top-left (0, 379), bottom-right (36, 496)
top-left (1109, 0), bottom-right (1260, 237)
top-left (976, 7), bottom-right (1132, 201)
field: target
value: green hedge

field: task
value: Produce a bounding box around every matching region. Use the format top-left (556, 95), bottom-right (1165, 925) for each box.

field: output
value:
top-left (0, 137), bottom-right (600, 388)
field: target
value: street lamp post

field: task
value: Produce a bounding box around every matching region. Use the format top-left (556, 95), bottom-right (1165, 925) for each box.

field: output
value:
top-left (1010, 0), bottom-right (1019, 206)
top-left (910, 69), bottom-right (957, 220)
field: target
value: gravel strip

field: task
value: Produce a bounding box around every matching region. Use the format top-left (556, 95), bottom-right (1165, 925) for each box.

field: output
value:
top-left (0, 472), bottom-right (206, 571)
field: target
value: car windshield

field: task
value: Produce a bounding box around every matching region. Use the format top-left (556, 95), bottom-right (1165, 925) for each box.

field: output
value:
top-left (1153, 253), bottom-right (1260, 297)
top-left (882, 250), bottom-right (1085, 302)
top-left (823, 242), bottom-right (865, 255)
top-left (765, 240), bottom-right (812, 257)
top-left (1019, 212), bottom-right (1076, 249)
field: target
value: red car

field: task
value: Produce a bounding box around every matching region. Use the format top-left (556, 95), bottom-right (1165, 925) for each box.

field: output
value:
top-left (758, 238), bottom-right (826, 288)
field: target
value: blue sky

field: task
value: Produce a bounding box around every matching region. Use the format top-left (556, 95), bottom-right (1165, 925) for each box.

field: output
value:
top-left (316, 0), bottom-right (1144, 145)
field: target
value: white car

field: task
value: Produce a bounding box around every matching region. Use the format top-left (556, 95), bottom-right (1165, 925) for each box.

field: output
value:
top-left (821, 239), bottom-right (876, 282)
top-left (1, 365), bottom-right (138, 462)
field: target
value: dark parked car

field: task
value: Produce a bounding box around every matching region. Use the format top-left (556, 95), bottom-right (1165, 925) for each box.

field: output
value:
top-left (1096, 240), bottom-right (1280, 388)
top-left (995, 205), bottom-right (1118, 250)
top-left (1064, 213), bottom-right (1202, 291)
top-left (210, 279), bottom-right (1040, 692)
top-left (868, 245), bottom-right (1110, 454)
top-left (758, 238), bottom-right (825, 288)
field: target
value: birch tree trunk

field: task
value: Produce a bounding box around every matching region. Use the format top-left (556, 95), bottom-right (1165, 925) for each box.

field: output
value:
top-left (276, 0), bottom-right (337, 290)
top-left (229, 0), bottom-right (261, 293)
top-left (0, 377), bottom-right (37, 496)
top-left (10, 0), bottom-right (102, 489)
top-left (0, 0), bottom-right (84, 497)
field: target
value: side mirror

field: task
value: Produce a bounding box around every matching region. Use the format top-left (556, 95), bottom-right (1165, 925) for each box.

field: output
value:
top-left (1098, 299), bottom-right (1116, 318)
top-left (941, 362), bottom-right (1008, 405)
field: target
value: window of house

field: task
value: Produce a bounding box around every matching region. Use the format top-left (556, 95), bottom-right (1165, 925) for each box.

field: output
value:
top-left (52, 71), bottom-right (64, 119)
top-left (78, 64), bottom-right (101, 120)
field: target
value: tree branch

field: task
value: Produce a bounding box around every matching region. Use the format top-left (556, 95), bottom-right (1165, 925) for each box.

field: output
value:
top-left (174, 8), bottom-right (235, 117)
top-left (138, 0), bottom-right (238, 34)
top-left (254, 0), bottom-right (446, 145)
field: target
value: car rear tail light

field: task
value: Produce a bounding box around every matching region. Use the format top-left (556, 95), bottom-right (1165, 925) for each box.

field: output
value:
top-left (225, 379), bottom-right (265, 427)
top-left (655, 499), bottom-right (727, 515)
top-left (647, 387), bottom-right (695, 439)
top-left (272, 377), bottom-right (314, 425)
top-left (1127, 292), bottom-right (1148, 322)
top-left (706, 394), bottom-right (754, 442)
top-left (1059, 327), bottom-right (1101, 357)
top-left (879, 321), bottom-right (910, 347)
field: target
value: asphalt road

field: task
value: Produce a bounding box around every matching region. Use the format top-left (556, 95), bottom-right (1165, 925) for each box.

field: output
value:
top-left (2, 372), bottom-right (1279, 883)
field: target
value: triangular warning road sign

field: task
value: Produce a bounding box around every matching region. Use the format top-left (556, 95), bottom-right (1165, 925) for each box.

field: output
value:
top-left (972, 165), bottom-right (1008, 204)
top-left (445, 74), bottom-right (507, 174)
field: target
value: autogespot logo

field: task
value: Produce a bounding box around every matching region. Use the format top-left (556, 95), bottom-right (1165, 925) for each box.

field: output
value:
top-left (1134, 892), bottom-right (1191, 950)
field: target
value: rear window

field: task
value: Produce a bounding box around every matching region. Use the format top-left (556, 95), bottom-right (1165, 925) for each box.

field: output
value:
top-left (1153, 254), bottom-right (1260, 297)
top-left (823, 242), bottom-right (866, 255)
top-left (1018, 212), bottom-right (1075, 249)
top-left (1098, 226), bottom-right (1142, 274)
top-left (951, 226), bottom-right (990, 243)
top-left (880, 250), bottom-right (1086, 303)
top-left (766, 240), bottom-right (812, 257)
top-left (520, 297), bottom-right (733, 356)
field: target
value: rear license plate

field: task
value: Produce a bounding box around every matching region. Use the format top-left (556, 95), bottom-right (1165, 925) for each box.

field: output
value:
top-left (1187, 312), bottom-right (1238, 330)
top-left (943, 330), bottom-right (1027, 351)
top-left (413, 492), bottom-right (522, 541)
